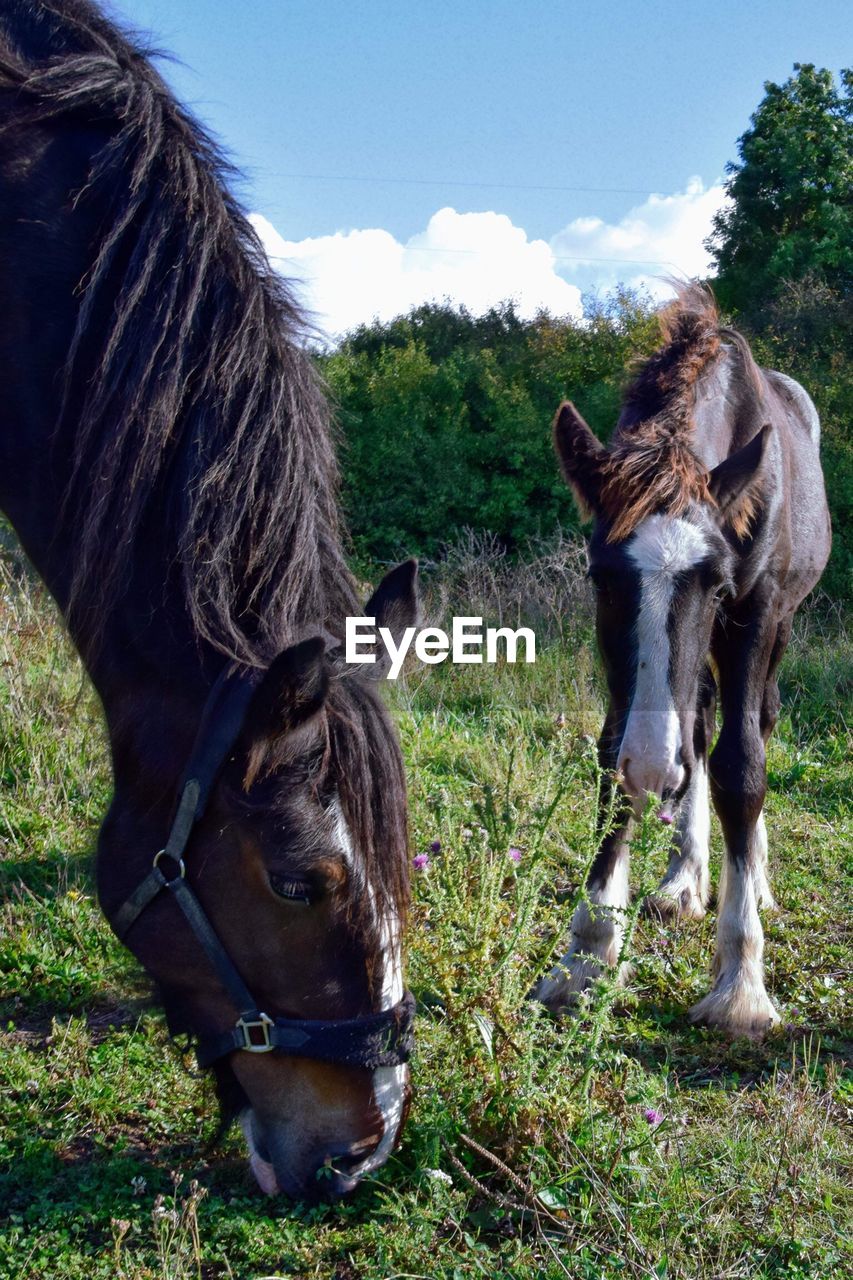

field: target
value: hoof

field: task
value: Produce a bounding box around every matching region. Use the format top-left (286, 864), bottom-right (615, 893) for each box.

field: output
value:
top-left (533, 950), bottom-right (624, 1015)
top-left (643, 885), bottom-right (707, 923)
top-left (689, 981), bottom-right (780, 1039)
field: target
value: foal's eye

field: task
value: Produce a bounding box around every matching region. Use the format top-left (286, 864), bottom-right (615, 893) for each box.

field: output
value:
top-left (268, 873), bottom-right (313, 904)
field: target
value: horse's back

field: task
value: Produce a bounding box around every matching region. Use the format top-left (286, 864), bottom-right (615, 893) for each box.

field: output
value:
top-left (765, 369), bottom-right (821, 445)
top-left (761, 367), bottom-right (831, 596)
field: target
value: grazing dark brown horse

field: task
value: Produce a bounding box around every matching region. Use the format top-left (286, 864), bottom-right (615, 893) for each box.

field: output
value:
top-left (0, 0), bottom-right (419, 1199)
top-left (537, 287), bottom-right (831, 1037)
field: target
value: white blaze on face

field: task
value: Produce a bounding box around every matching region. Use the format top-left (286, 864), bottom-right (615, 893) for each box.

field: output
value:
top-left (331, 800), bottom-right (406, 1177)
top-left (241, 800), bottom-right (406, 1196)
top-left (618, 514), bottom-right (709, 801)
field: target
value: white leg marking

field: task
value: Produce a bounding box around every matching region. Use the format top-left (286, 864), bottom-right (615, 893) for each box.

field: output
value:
top-left (536, 842), bottom-right (630, 1011)
top-left (690, 830), bottom-right (780, 1036)
top-left (648, 758), bottom-right (711, 919)
top-left (751, 811), bottom-right (777, 910)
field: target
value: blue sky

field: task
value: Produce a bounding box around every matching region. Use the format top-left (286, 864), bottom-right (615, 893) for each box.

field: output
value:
top-left (114, 1), bottom-right (850, 337)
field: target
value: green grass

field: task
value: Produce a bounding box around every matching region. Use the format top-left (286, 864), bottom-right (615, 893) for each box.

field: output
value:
top-left (0, 559), bottom-right (850, 1280)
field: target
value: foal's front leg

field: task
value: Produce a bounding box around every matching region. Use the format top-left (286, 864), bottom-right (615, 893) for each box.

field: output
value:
top-left (645, 758), bottom-right (711, 920)
top-left (689, 817), bottom-right (780, 1037)
top-left (690, 622), bottom-right (782, 1037)
top-left (646, 665), bottom-right (715, 921)
top-left (535, 821), bottom-right (632, 1011)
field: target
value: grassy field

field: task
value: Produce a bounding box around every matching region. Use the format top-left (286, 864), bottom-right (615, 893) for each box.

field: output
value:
top-left (0, 541), bottom-right (850, 1280)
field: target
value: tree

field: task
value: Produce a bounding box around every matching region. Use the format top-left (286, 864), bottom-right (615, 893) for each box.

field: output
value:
top-left (321, 297), bottom-right (657, 562)
top-left (707, 64), bottom-right (852, 317)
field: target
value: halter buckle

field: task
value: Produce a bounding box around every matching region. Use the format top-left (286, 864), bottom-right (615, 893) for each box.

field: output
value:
top-left (236, 1012), bottom-right (275, 1052)
top-left (153, 849), bottom-right (186, 880)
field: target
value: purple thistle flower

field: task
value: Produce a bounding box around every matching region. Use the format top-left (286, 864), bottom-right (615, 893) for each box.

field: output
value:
top-left (508, 847), bottom-right (522, 864)
top-left (644, 1108), bottom-right (664, 1126)
top-left (657, 808), bottom-right (674, 826)
top-left (412, 853), bottom-right (430, 871)
top-left (429, 840), bottom-right (441, 854)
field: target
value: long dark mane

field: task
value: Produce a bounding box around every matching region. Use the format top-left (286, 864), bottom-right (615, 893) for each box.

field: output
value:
top-left (0, 0), bottom-right (357, 664)
top-left (599, 284), bottom-right (761, 542)
top-left (0, 1), bottom-right (408, 923)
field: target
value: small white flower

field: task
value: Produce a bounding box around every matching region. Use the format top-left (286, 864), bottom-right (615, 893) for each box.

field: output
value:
top-left (425, 1167), bottom-right (453, 1185)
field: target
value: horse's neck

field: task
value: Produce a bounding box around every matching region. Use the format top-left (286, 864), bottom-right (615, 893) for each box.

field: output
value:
top-left (6, 491), bottom-right (223, 801)
top-left (692, 349), bottom-right (768, 468)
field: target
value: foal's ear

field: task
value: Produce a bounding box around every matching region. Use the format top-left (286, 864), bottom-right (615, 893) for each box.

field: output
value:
top-left (365, 559), bottom-right (420, 642)
top-left (361, 558), bottom-right (420, 680)
top-left (552, 401), bottom-right (606, 517)
top-left (708, 424), bottom-right (771, 535)
top-left (241, 636), bottom-right (329, 781)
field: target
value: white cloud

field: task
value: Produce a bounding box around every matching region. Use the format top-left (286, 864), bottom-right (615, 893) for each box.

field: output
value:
top-left (249, 179), bottom-right (729, 342)
top-left (250, 207), bottom-right (582, 341)
top-left (549, 177), bottom-right (728, 300)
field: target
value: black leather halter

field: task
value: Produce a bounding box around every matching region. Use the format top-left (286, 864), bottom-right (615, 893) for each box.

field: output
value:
top-left (111, 665), bottom-right (415, 1071)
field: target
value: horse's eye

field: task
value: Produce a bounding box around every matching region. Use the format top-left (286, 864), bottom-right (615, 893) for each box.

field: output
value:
top-left (268, 873), bottom-right (313, 904)
top-left (713, 579), bottom-right (735, 603)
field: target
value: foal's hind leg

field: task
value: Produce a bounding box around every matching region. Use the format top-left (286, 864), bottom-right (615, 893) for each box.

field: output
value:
top-left (646, 665), bottom-right (715, 921)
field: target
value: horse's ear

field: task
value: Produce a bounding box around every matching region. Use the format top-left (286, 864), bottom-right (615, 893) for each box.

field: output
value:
top-left (241, 636), bottom-right (329, 785)
top-left (364, 558), bottom-right (420, 645)
top-left (553, 401), bottom-right (606, 517)
top-left (356, 558), bottom-right (420, 680)
top-left (709, 424), bottom-right (771, 536)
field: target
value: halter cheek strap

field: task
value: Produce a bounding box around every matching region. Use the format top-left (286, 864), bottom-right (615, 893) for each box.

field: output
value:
top-left (110, 665), bottom-right (415, 1072)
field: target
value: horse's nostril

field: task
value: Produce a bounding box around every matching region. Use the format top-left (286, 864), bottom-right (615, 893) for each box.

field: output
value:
top-left (327, 1137), bottom-right (379, 1177)
top-left (618, 758), bottom-right (637, 793)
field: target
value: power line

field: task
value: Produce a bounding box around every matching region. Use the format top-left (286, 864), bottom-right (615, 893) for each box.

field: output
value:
top-left (267, 170), bottom-right (668, 197)
top-left (265, 240), bottom-right (686, 271)
top-left (400, 245), bottom-right (684, 269)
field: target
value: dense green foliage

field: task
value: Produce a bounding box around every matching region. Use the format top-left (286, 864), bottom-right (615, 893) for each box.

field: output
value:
top-left (323, 293), bottom-right (659, 562)
top-left (707, 65), bottom-right (852, 318)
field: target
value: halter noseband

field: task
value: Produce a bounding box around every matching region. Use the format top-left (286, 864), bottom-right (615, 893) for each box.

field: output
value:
top-left (110, 665), bottom-right (415, 1072)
